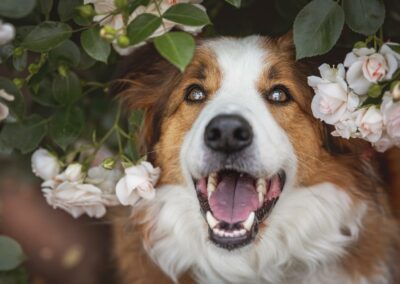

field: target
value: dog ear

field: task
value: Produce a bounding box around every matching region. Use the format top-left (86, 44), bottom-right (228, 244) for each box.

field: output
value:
top-left (111, 44), bottom-right (182, 159)
top-left (276, 31), bottom-right (295, 54)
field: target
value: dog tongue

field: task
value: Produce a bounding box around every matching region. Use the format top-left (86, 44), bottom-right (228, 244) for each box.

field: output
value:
top-left (209, 174), bottom-right (259, 224)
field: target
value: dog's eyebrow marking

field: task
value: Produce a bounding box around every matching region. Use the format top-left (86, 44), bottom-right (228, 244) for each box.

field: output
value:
top-left (192, 62), bottom-right (207, 81)
top-left (267, 65), bottom-right (281, 81)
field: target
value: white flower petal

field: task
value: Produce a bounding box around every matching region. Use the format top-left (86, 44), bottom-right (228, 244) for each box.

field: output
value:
top-left (346, 61), bottom-right (371, 95)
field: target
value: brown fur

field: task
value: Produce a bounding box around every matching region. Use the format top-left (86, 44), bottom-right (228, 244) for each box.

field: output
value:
top-left (112, 36), bottom-right (400, 283)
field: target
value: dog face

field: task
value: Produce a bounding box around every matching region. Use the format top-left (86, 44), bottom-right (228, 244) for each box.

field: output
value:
top-left (147, 36), bottom-right (333, 249)
top-left (119, 35), bottom-right (387, 282)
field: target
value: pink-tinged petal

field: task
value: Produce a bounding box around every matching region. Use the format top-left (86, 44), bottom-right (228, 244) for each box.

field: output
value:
top-left (137, 183), bottom-right (156, 200)
top-left (115, 177), bottom-right (140, 206)
top-left (307, 76), bottom-right (326, 88)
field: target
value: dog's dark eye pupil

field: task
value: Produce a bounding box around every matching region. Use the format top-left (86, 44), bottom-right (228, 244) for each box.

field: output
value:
top-left (185, 86), bottom-right (206, 103)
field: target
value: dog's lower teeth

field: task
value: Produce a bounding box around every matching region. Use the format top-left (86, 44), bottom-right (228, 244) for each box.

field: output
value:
top-left (206, 211), bottom-right (218, 229)
top-left (212, 228), bottom-right (247, 238)
top-left (242, 212), bottom-right (255, 231)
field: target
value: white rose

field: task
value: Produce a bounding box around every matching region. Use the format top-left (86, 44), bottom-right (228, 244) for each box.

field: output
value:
top-left (115, 161), bottom-right (160, 206)
top-left (344, 46), bottom-right (398, 95)
top-left (354, 107), bottom-right (383, 143)
top-left (0, 89), bottom-right (15, 121)
top-left (331, 116), bottom-right (358, 139)
top-left (373, 134), bottom-right (394, 153)
top-left (381, 92), bottom-right (400, 143)
top-left (308, 64), bottom-right (359, 125)
top-left (31, 148), bottom-right (61, 180)
top-left (56, 163), bottom-right (84, 182)
top-left (0, 21), bottom-right (15, 45)
top-left (42, 182), bottom-right (107, 218)
top-left (85, 0), bottom-right (205, 55)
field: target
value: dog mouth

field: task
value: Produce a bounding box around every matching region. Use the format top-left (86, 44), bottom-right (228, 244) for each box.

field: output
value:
top-left (194, 169), bottom-right (286, 250)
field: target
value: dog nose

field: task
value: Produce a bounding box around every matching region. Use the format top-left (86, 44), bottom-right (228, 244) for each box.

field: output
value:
top-left (204, 114), bottom-right (253, 153)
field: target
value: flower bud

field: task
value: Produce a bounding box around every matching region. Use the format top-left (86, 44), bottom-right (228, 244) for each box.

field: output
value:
top-left (102, 157), bottom-right (116, 170)
top-left (13, 47), bottom-right (23, 57)
top-left (117, 35), bottom-right (130, 48)
top-left (13, 78), bottom-right (25, 88)
top-left (28, 63), bottom-right (40, 75)
top-left (77, 4), bottom-right (95, 18)
top-left (100, 25), bottom-right (116, 41)
top-left (114, 0), bottom-right (128, 9)
top-left (367, 84), bottom-right (382, 98)
top-left (31, 148), bottom-right (61, 180)
top-left (354, 41), bottom-right (367, 49)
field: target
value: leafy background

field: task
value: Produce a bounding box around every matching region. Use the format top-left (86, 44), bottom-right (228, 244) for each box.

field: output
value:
top-left (0, 0), bottom-right (399, 283)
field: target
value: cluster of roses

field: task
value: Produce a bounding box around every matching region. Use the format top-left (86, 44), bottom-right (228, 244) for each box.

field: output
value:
top-left (0, 20), bottom-right (15, 122)
top-left (31, 148), bottom-right (160, 218)
top-left (309, 43), bottom-right (400, 152)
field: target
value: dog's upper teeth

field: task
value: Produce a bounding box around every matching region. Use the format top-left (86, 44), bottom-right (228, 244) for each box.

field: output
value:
top-left (256, 178), bottom-right (267, 195)
top-left (206, 211), bottom-right (219, 229)
top-left (242, 212), bottom-right (255, 231)
top-left (207, 172), bottom-right (218, 198)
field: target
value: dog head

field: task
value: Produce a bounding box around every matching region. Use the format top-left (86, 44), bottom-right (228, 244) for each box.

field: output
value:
top-left (117, 35), bottom-right (378, 282)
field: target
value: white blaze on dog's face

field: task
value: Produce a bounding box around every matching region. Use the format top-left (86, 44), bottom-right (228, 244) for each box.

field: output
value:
top-left (181, 36), bottom-right (297, 249)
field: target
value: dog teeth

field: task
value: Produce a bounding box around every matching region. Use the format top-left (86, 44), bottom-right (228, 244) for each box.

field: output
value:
top-left (256, 178), bottom-right (267, 195)
top-left (258, 192), bottom-right (264, 205)
top-left (207, 172), bottom-right (218, 198)
top-left (242, 212), bottom-right (255, 231)
top-left (206, 211), bottom-right (219, 229)
top-left (212, 228), bottom-right (247, 238)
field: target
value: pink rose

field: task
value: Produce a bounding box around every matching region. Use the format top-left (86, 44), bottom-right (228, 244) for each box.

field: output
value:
top-left (373, 134), bottom-right (394, 153)
top-left (381, 93), bottom-right (400, 143)
top-left (362, 53), bottom-right (388, 82)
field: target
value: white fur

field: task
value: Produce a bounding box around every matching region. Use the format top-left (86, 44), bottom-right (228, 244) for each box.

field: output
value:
top-left (131, 37), bottom-right (374, 283)
top-left (134, 183), bottom-right (366, 283)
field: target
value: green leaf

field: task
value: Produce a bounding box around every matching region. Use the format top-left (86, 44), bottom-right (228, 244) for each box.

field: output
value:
top-left (77, 48), bottom-right (96, 70)
top-left (49, 107), bottom-right (84, 150)
top-left (81, 28), bottom-right (111, 63)
top-left (22, 22), bottom-right (72, 53)
top-left (0, 236), bottom-right (24, 271)
top-left (30, 78), bottom-right (58, 107)
top-left (58, 0), bottom-right (82, 21)
top-left (52, 72), bottom-right (82, 105)
top-left (0, 266), bottom-right (28, 284)
top-left (225, 0), bottom-right (241, 8)
top-left (163, 3), bottom-right (210, 26)
top-left (0, 0), bottom-right (35, 19)
top-left (127, 14), bottom-right (162, 45)
top-left (342, 0), bottom-right (385, 36)
top-left (38, 0), bottom-right (53, 15)
top-left (293, 0), bottom-right (344, 59)
top-left (49, 40), bottom-right (81, 67)
top-left (154, 32), bottom-right (195, 72)
top-left (12, 50), bottom-right (28, 72)
top-left (0, 77), bottom-right (25, 119)
top-left (127, 0), bottom-right (150, 13)
top-left (1, 115), bottom-right (47, 154)
top-left (387, 43), bottom-right (400, 54)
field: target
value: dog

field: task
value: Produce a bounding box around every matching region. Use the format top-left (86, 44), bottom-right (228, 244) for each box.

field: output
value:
top-left (112, 34), bottom-right (400, 284)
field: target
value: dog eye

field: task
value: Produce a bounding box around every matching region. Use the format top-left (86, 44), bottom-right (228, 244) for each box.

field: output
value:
top-left (266, 87), bottom-right (291, 103)
top-left (184, 85), bottom-right (207, 103)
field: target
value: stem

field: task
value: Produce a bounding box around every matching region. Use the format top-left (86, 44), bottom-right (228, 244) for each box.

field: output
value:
top-left (153, 0), bottom-right (167, 30)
